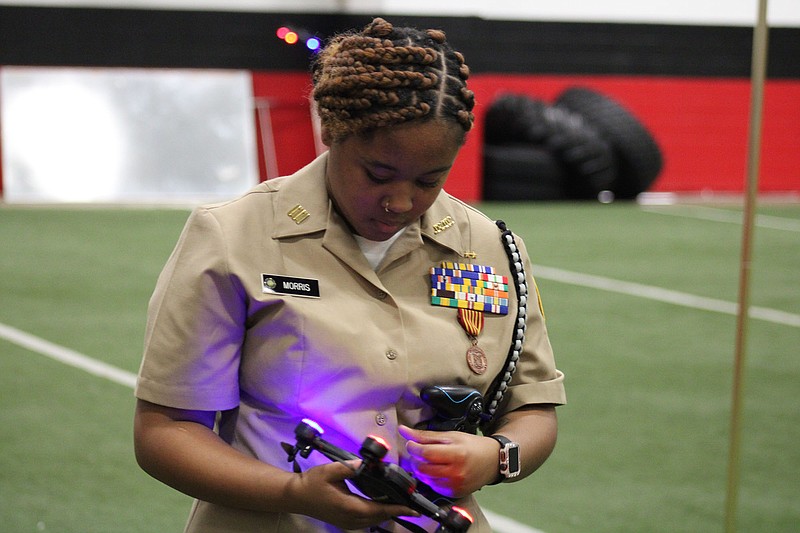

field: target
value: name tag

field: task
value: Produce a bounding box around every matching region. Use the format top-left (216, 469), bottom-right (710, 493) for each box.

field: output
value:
top-left (262, 274), bottom-right (320, 298)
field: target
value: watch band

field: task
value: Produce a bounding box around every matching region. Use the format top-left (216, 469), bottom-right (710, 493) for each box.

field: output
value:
top-left (488, 434), bottom-right (521, 484)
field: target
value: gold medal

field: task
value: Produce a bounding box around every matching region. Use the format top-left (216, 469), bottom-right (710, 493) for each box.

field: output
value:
top-left (466, 342), bottom-right (488, 375)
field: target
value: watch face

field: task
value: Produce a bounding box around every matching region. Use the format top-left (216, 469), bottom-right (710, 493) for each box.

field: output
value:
top-left (507, 445), bottom-right (520, 474)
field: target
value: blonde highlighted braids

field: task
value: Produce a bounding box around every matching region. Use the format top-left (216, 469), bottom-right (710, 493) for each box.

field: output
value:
top-left (312, 17), bottom-right (475, 142)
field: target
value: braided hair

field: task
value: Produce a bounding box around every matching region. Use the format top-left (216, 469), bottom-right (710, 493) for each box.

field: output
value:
top-left (312, 17), bottom-right (475, 143)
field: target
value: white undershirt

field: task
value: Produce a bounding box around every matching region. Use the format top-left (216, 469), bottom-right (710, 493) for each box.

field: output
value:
top-left (353, 229), bottom-right (405, 270)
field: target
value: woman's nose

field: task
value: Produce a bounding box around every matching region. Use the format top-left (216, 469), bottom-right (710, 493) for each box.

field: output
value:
top-left (383, 185), bottom-right (414, 213)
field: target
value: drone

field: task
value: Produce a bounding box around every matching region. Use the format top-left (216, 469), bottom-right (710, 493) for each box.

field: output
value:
top-left (282, 418), bottom-right (473, 533)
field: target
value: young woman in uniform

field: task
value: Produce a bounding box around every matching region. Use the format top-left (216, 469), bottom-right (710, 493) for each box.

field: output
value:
top-left (134, 17), bottom-right (565, 532)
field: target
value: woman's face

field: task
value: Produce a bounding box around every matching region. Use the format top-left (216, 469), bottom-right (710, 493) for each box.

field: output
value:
top-left (324, 119), bottom-right (464, 242)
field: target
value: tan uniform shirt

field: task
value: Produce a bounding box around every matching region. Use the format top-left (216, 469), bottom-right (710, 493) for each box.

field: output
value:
top-left (136, 152), bottom-right (566, 532)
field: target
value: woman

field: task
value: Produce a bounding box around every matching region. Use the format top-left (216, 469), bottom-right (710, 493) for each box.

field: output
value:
top-left (134, 17), bottom-right (565, 532)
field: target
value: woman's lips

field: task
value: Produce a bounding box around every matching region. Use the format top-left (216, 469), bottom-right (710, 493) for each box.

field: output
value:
top-left (375, 217), bottom-right (405, 234)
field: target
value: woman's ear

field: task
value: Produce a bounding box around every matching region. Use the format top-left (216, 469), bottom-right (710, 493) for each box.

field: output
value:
top-left (320, 126), bottom-right (333, 147)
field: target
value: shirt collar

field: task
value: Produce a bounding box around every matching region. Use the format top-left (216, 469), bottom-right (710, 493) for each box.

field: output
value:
top-left (272, 152), bottom-right (331, 239)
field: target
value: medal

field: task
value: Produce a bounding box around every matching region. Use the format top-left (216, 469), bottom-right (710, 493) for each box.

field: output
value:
top-left (430, 261), bottom-right (509, 375)
top-left (459, 307), bottom-right (487, 374)
top-left (465, 342), bottom-right (488, 375)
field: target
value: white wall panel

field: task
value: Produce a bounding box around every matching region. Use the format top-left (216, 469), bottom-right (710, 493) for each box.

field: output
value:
top-left (1, 67), bottom-right (258, 203)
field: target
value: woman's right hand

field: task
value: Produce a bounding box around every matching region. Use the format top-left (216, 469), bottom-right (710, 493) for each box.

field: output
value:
top-left (286, 460), bottom-right (419, 530)
top-left (134, 399), bottom-right (416, 529)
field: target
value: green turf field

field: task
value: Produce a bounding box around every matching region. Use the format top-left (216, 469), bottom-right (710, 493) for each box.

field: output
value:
top-left (1, 201), bottom-right (798, 532)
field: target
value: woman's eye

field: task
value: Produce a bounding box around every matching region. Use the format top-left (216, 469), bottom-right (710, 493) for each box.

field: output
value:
top-left (418, 180), bottom-right (441, 189)
top-left (366, 170), bottom-right (390, 184)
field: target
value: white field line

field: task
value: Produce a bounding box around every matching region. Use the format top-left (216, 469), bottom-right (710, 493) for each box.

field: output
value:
top-left (0, 322), bottom-right (137, 388)
top-left (0, 322), bottom-right (544, 533)
top-left (483, 509), bottom-right (546, 533)
top-left (641, 205), bottom-right (800, 232)
top-left (532, 265), bottom-right (800, 328)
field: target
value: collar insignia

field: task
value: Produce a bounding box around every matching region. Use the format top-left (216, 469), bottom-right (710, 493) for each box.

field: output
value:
top-left (432, 215), bottom-right (455, 234)
top-left (287, 204), bottom-right (310, 224)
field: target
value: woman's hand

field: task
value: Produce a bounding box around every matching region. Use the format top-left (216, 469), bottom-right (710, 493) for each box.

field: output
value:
top-left (286, 460), bottom-right (419, 530)
top-left (133, 399), bottom-right (415, 529)
top-left (399, 405), bottom-right (558, 498)
top-left (398, 425), bottom-right (499, 498)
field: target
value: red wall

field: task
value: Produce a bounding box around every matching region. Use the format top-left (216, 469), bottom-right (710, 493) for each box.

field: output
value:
top-left (252, 71), bottom-right (800, 202)
top-left (251, 71), bottom-right (319, 180)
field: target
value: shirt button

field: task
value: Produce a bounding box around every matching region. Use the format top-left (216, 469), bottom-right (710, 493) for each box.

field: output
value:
top-left (376, 290), bottom-right (388, 300)
top-left (375, 412), bottom-right (387, 426)
top-left (385, 349), bottom-right (398, 360)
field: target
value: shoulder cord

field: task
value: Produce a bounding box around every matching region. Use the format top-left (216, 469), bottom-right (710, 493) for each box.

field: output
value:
top-left (481, 220), bottom-right (528, 430)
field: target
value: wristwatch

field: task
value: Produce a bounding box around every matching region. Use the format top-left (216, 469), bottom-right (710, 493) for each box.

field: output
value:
top-left (488, 434), bottom-right (521, 484)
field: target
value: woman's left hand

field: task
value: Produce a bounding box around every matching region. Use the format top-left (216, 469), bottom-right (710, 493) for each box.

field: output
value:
top-left (398, 405), bottom-right (558, 499)
top-left (397, 425), bottom-right (498, 498)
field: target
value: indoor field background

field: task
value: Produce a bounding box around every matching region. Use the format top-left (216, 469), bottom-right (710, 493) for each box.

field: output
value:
top-left (1, 200), bottom-right (798, 532)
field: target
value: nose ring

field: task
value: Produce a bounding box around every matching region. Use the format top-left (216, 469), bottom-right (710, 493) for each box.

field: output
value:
top-left (383, 199), bottom-right (392, 213)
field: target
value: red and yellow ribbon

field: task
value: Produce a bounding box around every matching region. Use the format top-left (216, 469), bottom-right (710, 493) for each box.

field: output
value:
top-left (457, 308), bottom-right (484, 338)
